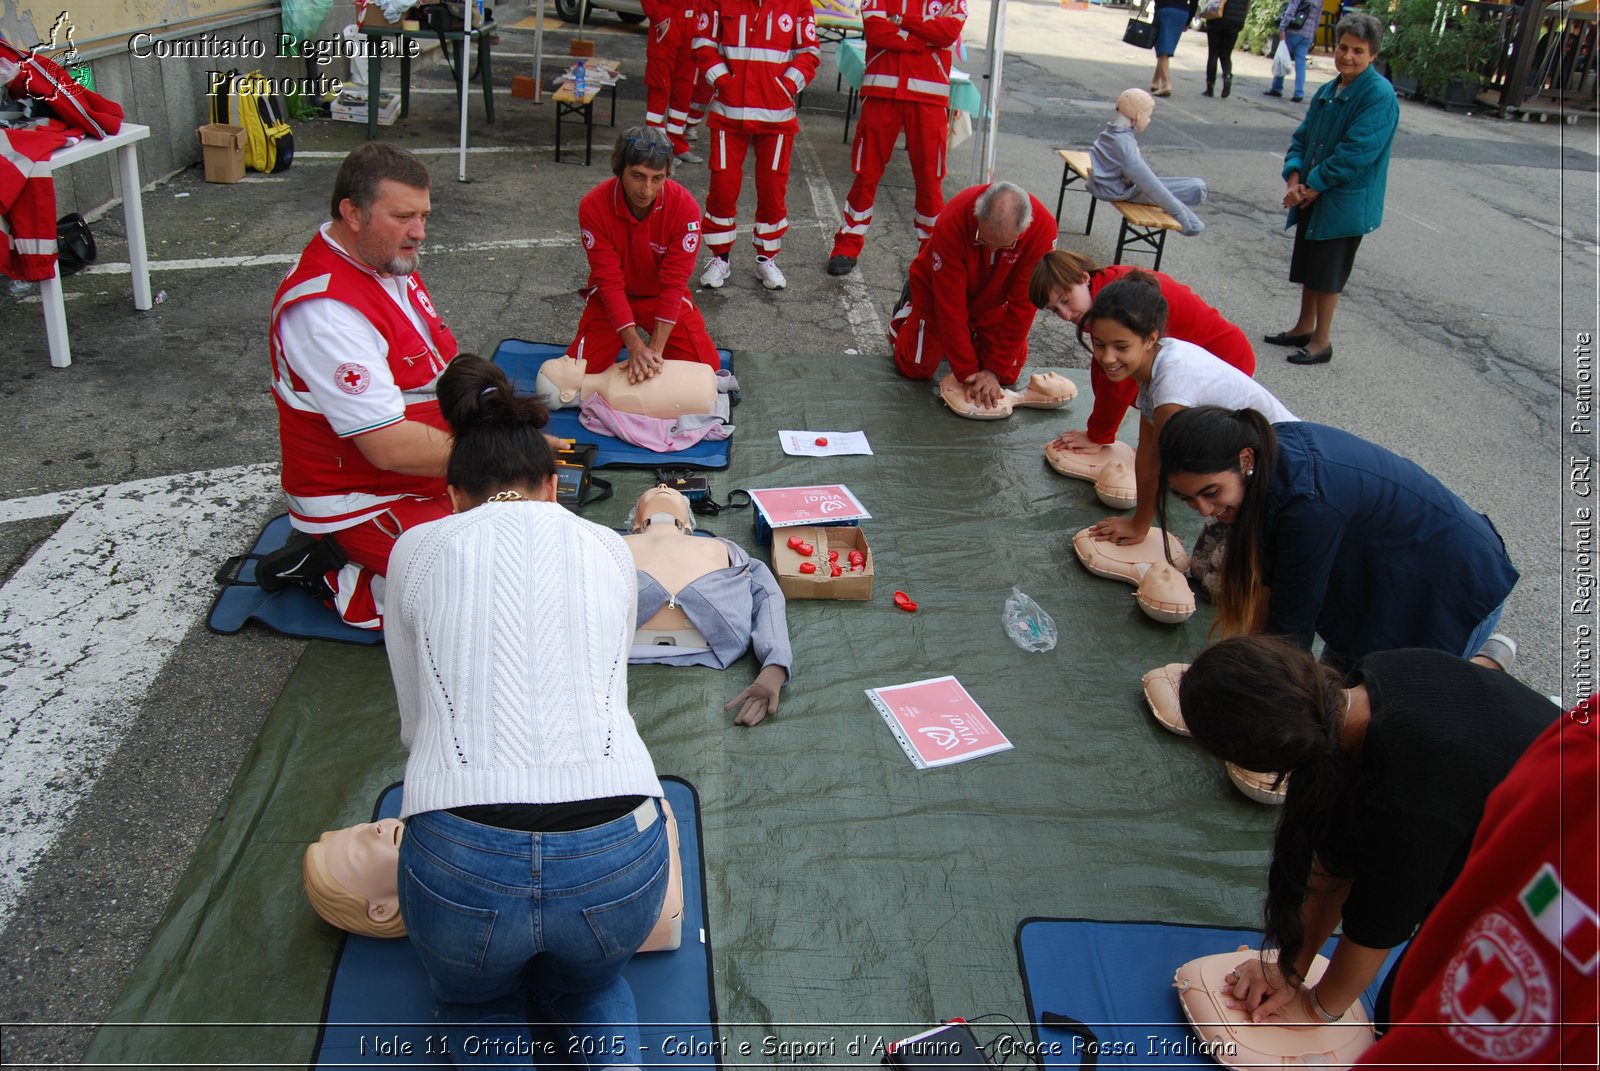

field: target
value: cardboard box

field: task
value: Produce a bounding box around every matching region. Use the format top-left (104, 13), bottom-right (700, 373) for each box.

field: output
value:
top-left (771, 526), bottom-right (873, 601)
top-left (358, 1), bottom-right (399, 28)
top-left (330, 89), bottom-right (402, 125)
top-left (196, 123), bottom-right (245, 184)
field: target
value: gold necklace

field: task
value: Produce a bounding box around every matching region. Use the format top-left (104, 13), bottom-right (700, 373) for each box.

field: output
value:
top-left (487, 490), bottom-right (527, 502)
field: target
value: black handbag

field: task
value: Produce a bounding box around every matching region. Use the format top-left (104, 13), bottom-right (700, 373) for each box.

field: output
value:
top-left (1124, 15), bottom-right (1158, 49)
top-left (55, 213), bottom-right (96, 276)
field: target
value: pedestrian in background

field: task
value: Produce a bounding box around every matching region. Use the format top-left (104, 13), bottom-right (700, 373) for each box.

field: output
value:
top-left (1150, 0), bottom-right (1197, 96)
top-left (1263, 12), bottom-right (1397, 365)
top-left (1201, 0), bottom-right (1253, 98)
top-left (1266, 0), bottom-right (1321, 101)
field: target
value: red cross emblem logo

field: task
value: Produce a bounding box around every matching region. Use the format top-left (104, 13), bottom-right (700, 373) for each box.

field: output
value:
top-left (1441, 910), bottom-right (1552, 1062)
top-left (335, 362), bottom-right (371, 395)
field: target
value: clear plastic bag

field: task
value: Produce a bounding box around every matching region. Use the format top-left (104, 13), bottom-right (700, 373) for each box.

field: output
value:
top-left (1003, 586), bottom-right (1058, 653)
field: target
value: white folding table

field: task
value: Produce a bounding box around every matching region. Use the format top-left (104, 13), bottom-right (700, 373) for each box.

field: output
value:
top-left (35, 122), bottom-right (152, 368)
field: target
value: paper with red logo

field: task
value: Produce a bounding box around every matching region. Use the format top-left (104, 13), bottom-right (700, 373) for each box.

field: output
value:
top-left (749, 484), bottom-right (870, 528)
top-left (866, 676), bottom-right (1012, 769)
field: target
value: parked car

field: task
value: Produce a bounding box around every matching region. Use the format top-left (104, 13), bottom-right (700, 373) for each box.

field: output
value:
top-left (555, 0), bottom-right (647, 24)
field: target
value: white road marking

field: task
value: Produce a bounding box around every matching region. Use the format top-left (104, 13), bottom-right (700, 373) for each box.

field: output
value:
top-left (293, 145), bottom-right (556, 159)
top-left (0, 464), bottom-right (281, 928)
top-left (1391, 207), bottom-right (1441, 233)
top-left (796, 133), bottom-right (883, 351)
top-left (79, 223), bottom-right (830, 276)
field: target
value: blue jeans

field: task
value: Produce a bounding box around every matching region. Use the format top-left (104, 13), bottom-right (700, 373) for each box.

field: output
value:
top-left (1271, 33), bottom-right (1313, 97)
top-left (398, 800), bottom-right (670, 1071)
top-left (1461, 600), bottom-right (1507, 662)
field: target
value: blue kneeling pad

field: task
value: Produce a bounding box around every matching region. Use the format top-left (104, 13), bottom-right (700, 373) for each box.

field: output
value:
top-left (208, 514), bottom-right (382, 646)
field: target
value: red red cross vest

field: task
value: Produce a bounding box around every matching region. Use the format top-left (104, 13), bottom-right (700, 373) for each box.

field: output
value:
top-left (269, 230), bottom-right (459, 532)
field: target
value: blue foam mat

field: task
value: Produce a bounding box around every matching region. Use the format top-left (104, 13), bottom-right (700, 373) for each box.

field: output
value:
top-left (208, 514), bottom-right (382, 646)
top-left (1015, 918), bottom-right (1403, 1069)
top-left (489, 339), bottom-right (734, 470)
top-left (312, 777), bottom-right (719, 1071)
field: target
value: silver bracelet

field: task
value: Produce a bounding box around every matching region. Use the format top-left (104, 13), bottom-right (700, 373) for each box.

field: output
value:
top-left (1307, 986), bottom-right (1344, 1023)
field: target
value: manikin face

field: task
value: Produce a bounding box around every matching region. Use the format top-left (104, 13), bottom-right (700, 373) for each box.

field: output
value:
top-left (1167, 452), bottom-right (1254, 525)
top-left (1088, 318), bottom-right (1159, 383)
top-left (1334, 33), bottom-right (1376, 83)
top-left (620, 162), bottom-right (669, 218)
top-left (1044, 282), bottom-right (1094, 324)
top-left (323, 818), bottom-right (403, 924)
top-left (633, 485), bottom-right (691, 530)
top-left (344, 179), bottom-right (430, 276)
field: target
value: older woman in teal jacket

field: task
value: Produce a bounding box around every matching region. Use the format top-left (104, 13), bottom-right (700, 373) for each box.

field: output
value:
top-left (1261, 12), bottom-right (1399, 366)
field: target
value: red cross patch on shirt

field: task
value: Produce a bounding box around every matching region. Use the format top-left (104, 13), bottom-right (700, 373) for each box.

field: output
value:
top-left (335, 362), bottom-right (371, 395)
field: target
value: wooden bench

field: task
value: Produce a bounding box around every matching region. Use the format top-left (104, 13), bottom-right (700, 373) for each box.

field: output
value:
top-left (1053, 148), bottom-right (1184, 272)
top-left (552, 82), bottom-right (618, 165)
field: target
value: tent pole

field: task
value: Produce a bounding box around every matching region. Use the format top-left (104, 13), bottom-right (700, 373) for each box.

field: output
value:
top-left (970, 0), bottom-right (1007, 184)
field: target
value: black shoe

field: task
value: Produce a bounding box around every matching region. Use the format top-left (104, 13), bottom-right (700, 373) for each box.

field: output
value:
top-left (1202, 83), bottom-right (1215, 97)
top-left (1263, 330), bottom-right (1313, 346)
top-left (1286, 344), bottom-right (1334, 365)
top-left (827, 254), bottom-right (857, 276)
top-left (1264, 88), bottom-right (1283, 97)
top-left (892, 278), bottom-right (913, 319)
top-left (1291, 95), bottom-right (1304, 103)
top-left (1221, 75), bottom-right (1232, 98)
top-left (256, 530), bottom-right (345, 596)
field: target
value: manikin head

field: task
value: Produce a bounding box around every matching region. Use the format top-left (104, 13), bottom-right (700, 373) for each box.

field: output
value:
top-left (329, 143), bottom-right (432, 276)
top-left (303, 818), bottom-right (407, 938)
top-left (628, 484), bottom-right (696, 533)
top-left (532, 355), bottom-right (589, 410)
top-left (1116, 88), bottom-right (1155, 132)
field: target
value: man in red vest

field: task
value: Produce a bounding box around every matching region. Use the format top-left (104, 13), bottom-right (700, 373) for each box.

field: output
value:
top-left (266, 143), bottom-right (458, 630)
top-left (827, 0), bottom-right (966, 276)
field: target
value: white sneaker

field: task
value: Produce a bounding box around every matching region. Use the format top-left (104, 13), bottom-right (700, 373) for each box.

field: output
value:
top-left (755, 256), bottom-right (787, 291)
top-left (699, 256), bottom-right (731, 289)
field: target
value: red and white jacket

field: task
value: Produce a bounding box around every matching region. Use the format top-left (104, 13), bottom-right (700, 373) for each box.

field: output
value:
top-left (579, 176), bottom-right (702, 331)
top-left (859, 0), bottom-right (966, 106)
top-left (692, 0), bottom-right (821, 132)
top-left (0, 37), bottom-right (124, 281)
top-left (269, 230), bottom-right (458, 533)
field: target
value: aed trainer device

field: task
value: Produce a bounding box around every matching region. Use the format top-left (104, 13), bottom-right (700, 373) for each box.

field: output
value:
top-left (882, 1020), bottom-right (993, 1069)
top-left (653, 467), bottom-right (710, 501)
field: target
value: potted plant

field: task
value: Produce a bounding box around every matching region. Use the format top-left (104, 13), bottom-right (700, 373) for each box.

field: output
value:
top-left (1383, 0), bottom-right (1503, 102)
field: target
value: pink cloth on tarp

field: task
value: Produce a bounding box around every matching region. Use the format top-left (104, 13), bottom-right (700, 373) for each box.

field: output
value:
top-left (577, 393), bottom-right (733, 452)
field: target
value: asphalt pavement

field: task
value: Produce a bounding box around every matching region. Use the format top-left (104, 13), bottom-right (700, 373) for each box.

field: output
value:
top-left (0, 1), bottom-right (1594, 1063)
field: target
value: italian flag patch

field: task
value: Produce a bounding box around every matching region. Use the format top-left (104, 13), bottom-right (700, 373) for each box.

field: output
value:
top-left (1520, 863), bottom-right (1599, 975)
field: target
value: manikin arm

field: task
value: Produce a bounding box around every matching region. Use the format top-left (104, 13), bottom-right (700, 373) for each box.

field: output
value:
top-left (1116, 143), bottom-right (1205, 236)
top-left (725, 556), bottom-right (793, 726)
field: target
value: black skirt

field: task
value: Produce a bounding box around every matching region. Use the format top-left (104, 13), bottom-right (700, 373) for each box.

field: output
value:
top-left (1288, 205), bottom-right (1363, 293)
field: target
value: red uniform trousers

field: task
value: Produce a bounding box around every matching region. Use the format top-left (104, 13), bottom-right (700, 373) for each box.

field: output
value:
top-left (645, 28), bottom-right (697, 155)
top-left (888, 304), bottom-right (1025, 385)
top-left (565, 293), bottom-right (720, 371)
top-left (318, 493), bottom-right (451, 630)
top-left (831, 98), bottom-right (948, 259)
top-left (703, 125), bottom-right (793, 259)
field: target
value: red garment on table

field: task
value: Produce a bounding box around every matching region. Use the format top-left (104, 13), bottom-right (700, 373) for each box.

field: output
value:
top-left (567, 176), bottom-right (717, 371)
top-left (889, 182), bottom-right (1057, 383)
top-left (1355, 701), bottom-right (1598, 1068)
top-left (1083, 264), bottom-right (1257, 442)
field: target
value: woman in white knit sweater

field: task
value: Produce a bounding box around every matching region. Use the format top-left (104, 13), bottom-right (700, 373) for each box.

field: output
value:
top-left (386, 355), bottom-right (668, 1071)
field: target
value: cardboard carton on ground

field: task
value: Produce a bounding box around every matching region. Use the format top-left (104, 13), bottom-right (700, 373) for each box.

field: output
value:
top-left (330, 89), bottom-right (402, 125)
top-left (196, 123), bottom-right (245, 183)
top-left (772, 526), bottom-right (873, 601)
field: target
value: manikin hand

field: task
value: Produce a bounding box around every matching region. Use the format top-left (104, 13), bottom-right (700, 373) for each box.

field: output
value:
top-left (963, 370), bottom-right (1004, 409)
top-left (1050, 429), bottom-right (1106, 454)
top-left (1088, 515), bottom-right (1150, 546)
top-left (725, 664), bottom-right (786, 726)
top-left (1225, 954), bottom-right (1301, 1023)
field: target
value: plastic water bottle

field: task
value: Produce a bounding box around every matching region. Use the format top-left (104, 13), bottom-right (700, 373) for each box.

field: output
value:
top-left (574, 59), bottom-right (587, 98)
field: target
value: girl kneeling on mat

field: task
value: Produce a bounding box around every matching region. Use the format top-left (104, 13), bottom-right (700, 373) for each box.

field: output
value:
top-left (1155, 406), bottom-right (1519, 672)
top-left (1178, 635), bottom-right (1556, 1027)
top-left (385, 354), bottom-right (669, 1069)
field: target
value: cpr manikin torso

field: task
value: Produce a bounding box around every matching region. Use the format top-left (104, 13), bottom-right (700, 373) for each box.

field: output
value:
top-left (939, 371), bottom-right (1078, 420)
top-left (625, 486), bottom-right (727, 651)
top-left (536, 354), bottom-right (720, 420)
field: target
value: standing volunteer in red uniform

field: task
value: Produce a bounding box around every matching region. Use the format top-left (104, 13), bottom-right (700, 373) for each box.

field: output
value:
top-left (827, 0), bottom-right (966, 276)
top-left (267, 143), bottom-right (457, 630)
top-left (566, 127), bottom-right (720, 381)
top-left (692, 0), bottom-right (821, 292)
top-left (889, 181), bottom-right (1057, 408)
top-left (643, 0), bottom-right (702, 161)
